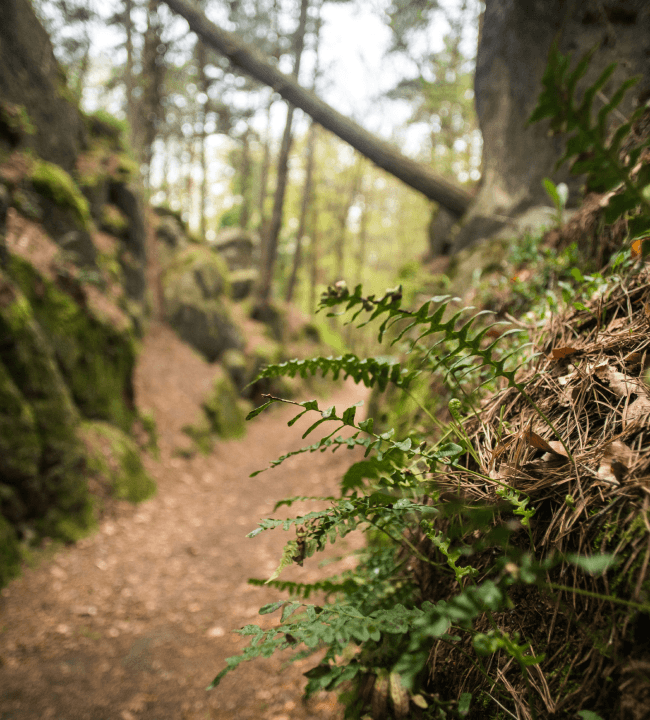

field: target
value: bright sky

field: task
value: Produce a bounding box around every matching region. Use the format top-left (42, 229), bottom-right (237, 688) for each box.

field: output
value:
top-left (82, 0), bottom-right (459, 146)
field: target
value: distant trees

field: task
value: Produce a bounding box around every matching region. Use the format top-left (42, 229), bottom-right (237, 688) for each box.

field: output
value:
top-left (36, 0), bottom-right (480, 309)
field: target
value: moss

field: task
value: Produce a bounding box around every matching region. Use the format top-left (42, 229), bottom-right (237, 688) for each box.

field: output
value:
top-left (0, 270), bottom-right (93, 547)
top-left (183, 369), bottom-right (248, 451)
top-left (100, 203), bottom-right (129, 236)
top-left (9, 256), bottom-right (137, 431)
top-left (84, 110), bottom-right (129, 150)
top-left (81, 421), bottom-right (156, 503)
top-left (30, 159), bottom-right (91, 230)
top-left (0, 514), bottom-right (21, 587)
top-left (0, 357), bottom-right (41, 482)
top-left (203, 370), bottom-right (248, 439)
top-left (0, 102), bottom-right (36, 141)
top-left (11, 188), bottom-right (42, 220)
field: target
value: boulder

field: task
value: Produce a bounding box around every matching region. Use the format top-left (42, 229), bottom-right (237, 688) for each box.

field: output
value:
top-left (163, 246), bottom-right (244, 361)
top-left (9, 256), bottom-right (138, 432)
top-left (230, 268), bottom-right (258, 301)
top-left (212, 227), bottom-right (260, 272)
top-left (449, 0), bottom-right (650, 254)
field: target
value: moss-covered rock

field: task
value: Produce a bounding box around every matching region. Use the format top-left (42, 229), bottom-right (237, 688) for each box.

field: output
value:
top-left (9, 255), bottom-right (137, 431)
top-left (182, 368), bottom-right (249, 454)
top-left (229, 268), bottom-right (258, 301)
top-left (202, 368), bottom-right (248, 439)
top-left (100, 203), bottom-right (129, 237)
top-left (221, 348), bottom-right (248, 392)
top-left (0, 513), bottom-right (21, 587)
top-left (0, 356), bottom-right (41, 486)
top-left (30, 159), bottom-right (91, 231)
top-left (163, 246), bottom-right (244, 361)
top-left (0, 270), bottom-right (93, 543)
top-left (81, 421), bottom-right (156, 503)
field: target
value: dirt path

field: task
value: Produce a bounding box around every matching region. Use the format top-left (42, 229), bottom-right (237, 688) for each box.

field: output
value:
top-left (0, 322), bottom-right (368, 720)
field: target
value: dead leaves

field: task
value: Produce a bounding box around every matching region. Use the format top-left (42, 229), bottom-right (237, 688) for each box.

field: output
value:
top-left (597, 440), bottom-right (636, 485)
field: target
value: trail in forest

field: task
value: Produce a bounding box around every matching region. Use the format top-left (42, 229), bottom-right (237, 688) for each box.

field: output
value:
top-left (0, 322), bottom-right (368, 720)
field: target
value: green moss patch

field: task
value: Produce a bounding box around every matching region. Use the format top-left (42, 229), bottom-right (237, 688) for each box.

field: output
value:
top-left (0, 514), bottom-right (21, 587)
top-left (81, 421), bottom-right (156, 503)
top-left (30, 159), bottom-right (91, 230)
top-left (100, 203), bottom-right (129, 236)
top-left (0, 270), bottom-right (94, 553)
top-left (9, 256), bottom-right (137, 431)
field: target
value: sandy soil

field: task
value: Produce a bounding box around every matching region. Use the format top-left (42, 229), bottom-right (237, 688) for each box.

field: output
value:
top-left (0, 321), bottom-right (368, 720)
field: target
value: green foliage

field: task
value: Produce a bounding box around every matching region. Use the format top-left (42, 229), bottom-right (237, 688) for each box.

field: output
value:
top-left (530, 43), bottom-right (650, 244)
top-left (206, 51), bottom-right (650, 718)
top-left (30, 159), bottom-right (91, 230)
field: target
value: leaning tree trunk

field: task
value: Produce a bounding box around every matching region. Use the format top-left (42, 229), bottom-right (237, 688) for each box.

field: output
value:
top-left (159, 0), bottom-right (472, 217)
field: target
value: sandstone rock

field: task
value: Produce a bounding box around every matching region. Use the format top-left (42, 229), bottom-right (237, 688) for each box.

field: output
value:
top-left (81, 421), bottom-right (156, 503)
top-left (230, 268), bottom-right (258, 301)
top-left (163, 246), bottom-right (243, 362)
top-left (0, 0), bottom-right (86, 173)
top-left (0, 270), bottom-right (93, 543)
top-left (212, 227), bottom-right (260, 272)
top-left (449, 0), bottom-right (650, 254)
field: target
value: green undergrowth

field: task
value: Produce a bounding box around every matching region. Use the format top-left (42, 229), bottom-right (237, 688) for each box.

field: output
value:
top-left (205, 48), bottom-right (650, 720)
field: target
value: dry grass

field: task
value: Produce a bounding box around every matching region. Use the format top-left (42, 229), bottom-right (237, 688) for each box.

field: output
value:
top-left (411, 264), bottom-right (650, 718)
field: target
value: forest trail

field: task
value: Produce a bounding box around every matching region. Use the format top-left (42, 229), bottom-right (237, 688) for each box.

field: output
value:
top-left (0, 321), bottom-right (368, 720)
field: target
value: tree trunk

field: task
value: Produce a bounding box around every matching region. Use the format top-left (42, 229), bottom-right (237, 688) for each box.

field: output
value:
top-left (239, 128), bottom-right (252, 229)
top-left (124, 0), bottom-right (135, 146)
top-left (257, 94), bottom-right (273, 232)
top-left (309, 200), bottom-right (319, 313)
top-left (334, 158), bottom-right (363, 282)
top-left (160, 0), bottom-right (472, 217)
top-left (285, 119), bottom-right (317, 303)
top-left (196, 40), bottom-right (209, 240)
top-left (257, 0), bottom-right (309, 302)
top-left (355, 178), bottom-right (370, 283)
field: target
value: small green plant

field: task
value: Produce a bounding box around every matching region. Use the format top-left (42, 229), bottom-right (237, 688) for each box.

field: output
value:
top-left (542, 177), bottom-right (569, 227)
top-left (530, 43), bottom-right (650, 253)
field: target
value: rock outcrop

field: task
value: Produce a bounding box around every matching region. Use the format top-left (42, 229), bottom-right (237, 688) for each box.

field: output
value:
top-left (0, 0), bottom-right (155, 585)
top-left (436, 0), bottom-right (650, 255)
top-left (162, 246), bottom-right (244, 362)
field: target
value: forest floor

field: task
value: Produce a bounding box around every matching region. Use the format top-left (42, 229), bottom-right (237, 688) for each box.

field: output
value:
top-left (0, 321), bottom-right (368, 720)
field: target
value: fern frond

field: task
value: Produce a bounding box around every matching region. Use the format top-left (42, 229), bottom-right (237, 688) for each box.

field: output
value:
top-left (254, 353), bottom-right (419, 392)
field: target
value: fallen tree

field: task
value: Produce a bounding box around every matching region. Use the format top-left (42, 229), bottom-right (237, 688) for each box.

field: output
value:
top-left (160, 0), bottom-right (472, 218)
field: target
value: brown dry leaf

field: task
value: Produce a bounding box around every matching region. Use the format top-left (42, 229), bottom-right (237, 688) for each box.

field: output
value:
top-left (524, 429), bottom-right (556, 454)
top-left (595, 364), bottom-right (647, 398)
top-left (598, 440), bottom-right (636, 484)
top-left (626, 396), bottom-right (650, 424)
top-left (544, 440), bottom-right (569, 458)
top-left (551, 346), bottom-right (579, 361)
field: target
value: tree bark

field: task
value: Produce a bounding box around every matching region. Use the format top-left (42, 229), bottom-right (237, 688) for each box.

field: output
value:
top-left (257, 0), bottom-right (309, 302)
top-left (159, 0), bottom-right (472, 217)
top-left (239, 128), bottom-right (252, 229)
top-left (285, 119), bottom-right (317, 303)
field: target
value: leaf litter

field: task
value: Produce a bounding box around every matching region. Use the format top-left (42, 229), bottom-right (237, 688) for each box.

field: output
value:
top-left (412, 263), bottom-right (650, 718)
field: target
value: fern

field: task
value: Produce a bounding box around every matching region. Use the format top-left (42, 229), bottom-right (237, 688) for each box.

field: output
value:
top-left (253, 353), bottom-right (419, 391)
top-left (529, 43), bottom-right (650, 243)
top-left (207, 54), bottom-right (650, 719)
